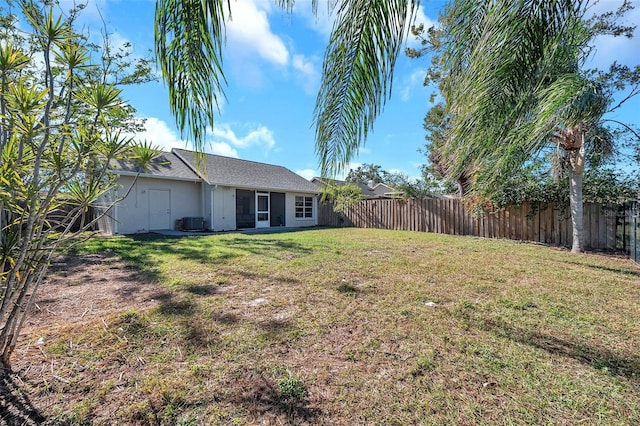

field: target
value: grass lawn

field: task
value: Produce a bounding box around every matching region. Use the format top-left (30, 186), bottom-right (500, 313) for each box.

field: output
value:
top-left (16, 228), bottom-right (640, 425)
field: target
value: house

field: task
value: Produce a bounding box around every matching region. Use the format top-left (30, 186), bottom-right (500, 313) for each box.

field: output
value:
top-left (98, 148), bottom-right (319, 235)
top-left (311, 177), bottom-right (402, 199)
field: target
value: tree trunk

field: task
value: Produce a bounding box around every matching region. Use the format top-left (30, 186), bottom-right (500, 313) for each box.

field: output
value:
top-left (1, 341), bottom-right (14, 369)
top-left (568, 130), bottom-right (586, 253)
top-left (569, 161), bottom-right (584, 253)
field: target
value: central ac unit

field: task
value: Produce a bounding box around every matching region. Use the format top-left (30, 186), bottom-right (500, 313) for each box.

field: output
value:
top-left (183, 217), bottom-right (204, 231)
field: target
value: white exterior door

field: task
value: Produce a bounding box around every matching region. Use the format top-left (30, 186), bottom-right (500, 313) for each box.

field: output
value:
top-left (256, 192), bottom-right (270, 228)
top-left (149, 189), bottom-right (171, 230)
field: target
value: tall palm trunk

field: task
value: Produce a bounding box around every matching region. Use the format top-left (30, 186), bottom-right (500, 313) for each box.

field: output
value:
top-left (564, 126), bottom-right (586, 253)
top-left (568, 154), bottom-right (584, 252)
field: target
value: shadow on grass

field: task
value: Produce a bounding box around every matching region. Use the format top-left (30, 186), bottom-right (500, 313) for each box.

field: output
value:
top-left (580, 263), bottom-right (640, 278)
top-left (227, 237), bottom-right (314, 255)
top-left (0, 369), bottom-right (45, 426)
top-left (558, 259), bottom-right (640, 278)
top-left (212, 311), bottom-right (239, 325)
top-left (185, 284), bottom-right (218, 296)
top-left (236, 269), bottom-right (302, 285)
top-left (254, 318), bottom-right (297, 344)
top-left (257, 318), bottom-right (293, 333)
top-left (49, 252), bottom-right (154, 283)
top-left (336, 282), bottom-right (359, 297)
top-left (484, 319), bottom-right (640, 382)
top-left (230, 370), bottom-right (321, 423)
top-left (75, 233), bottom-right (315, 280)
top-left (156, 299), bottom-right (197, 316)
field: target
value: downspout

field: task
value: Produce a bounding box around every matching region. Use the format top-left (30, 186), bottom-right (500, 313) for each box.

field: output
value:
top-left (113, 174), bottom-right (119, 235)
top-left (210, 185), bottom-right (217, 231)
top-left (201, 182), bottom-right (206, 224)
top-left (113, 193), bottom-right (119, 235)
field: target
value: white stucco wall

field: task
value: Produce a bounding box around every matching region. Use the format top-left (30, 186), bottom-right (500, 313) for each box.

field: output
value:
top-left (112, 175), bottom-right (203, 234)
top-left (202, 184), bottom-right (213, 230)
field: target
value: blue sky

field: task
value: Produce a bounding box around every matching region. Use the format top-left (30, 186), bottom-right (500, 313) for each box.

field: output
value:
top-left (54, 0), bottom-right (640, 180)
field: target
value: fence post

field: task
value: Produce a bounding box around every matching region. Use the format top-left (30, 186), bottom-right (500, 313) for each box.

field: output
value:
top-left (632, 201), bottom-right (639, 264)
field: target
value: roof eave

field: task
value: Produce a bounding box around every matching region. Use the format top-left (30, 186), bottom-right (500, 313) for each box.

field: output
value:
top-left (171, 148), bottom-right (214, 185)
top-left (115, 170), bottom-right (202, 182)
top-left (210, 182), bottom-right (318, 194)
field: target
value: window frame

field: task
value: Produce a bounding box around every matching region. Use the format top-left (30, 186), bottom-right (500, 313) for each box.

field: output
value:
top-left (295, 195), bottom-right (314, 219)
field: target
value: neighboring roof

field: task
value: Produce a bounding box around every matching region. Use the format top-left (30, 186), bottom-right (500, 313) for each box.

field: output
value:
top-left (365, 182), bottom-right (403, 199)
top-left (312, 177), bottom-right (402, 199)
top-left (111, 151), bottom-right (201, 181)
top-left (173, 149), bottom-right (319, 193)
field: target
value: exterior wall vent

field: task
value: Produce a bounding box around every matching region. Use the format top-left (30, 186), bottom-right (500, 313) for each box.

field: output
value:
top-left (183, 217), bottom-right (204, 231)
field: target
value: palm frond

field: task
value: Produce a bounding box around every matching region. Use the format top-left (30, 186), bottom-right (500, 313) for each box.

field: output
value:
top-left (439, 0), bottom-right (598, 192)
top-left (155, 0), bottom-right (230, 150)
top-left (273, 0), bottom-right (316, 14)
top-left (314, 0), bottom-right (419, 178)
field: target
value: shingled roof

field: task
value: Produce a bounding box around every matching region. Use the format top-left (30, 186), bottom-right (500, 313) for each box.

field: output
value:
top-left (173, 149), bottom-right (319, 193)
top-left (111, 151), bottom-right (200, 181)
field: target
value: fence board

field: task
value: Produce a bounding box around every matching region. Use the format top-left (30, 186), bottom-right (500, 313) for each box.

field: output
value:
top-left (606, 204), bottom-right (616, 250)
top-left (532, 206), bottom-right (539, 242)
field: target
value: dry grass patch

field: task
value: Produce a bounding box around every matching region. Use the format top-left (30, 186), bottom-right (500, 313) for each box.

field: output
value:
top-left (8, 228), bottom-right (640, 425)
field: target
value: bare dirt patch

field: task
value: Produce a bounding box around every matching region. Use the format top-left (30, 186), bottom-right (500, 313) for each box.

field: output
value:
top-left (18, 253), bottom-right (167, 344)
top-left (6, 253), bottom-right (169, 424)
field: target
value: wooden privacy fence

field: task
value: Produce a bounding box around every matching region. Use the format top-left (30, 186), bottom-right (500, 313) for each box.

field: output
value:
top-left (318, 198), bottom-right (621, 251)
top-left (620, 201), bottom-right (639, 263)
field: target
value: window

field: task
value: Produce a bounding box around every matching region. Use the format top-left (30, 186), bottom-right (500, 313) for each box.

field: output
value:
top-left (295, 196), bottom-right (313, 219)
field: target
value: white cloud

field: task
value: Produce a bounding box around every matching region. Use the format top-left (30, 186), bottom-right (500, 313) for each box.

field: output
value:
top-left (414, 4), bottom-right (437, 29)
top-left (406, 4), bottom-right (438, 48)
top-left (208, 142), bottom-right (239, 158)
top-left (400, 69), bottom-right (427, 101)
top-left (222, 1), bottom-right (331, 95)
top-left (210, 123), bottom-right (276, 151)
top-left (293, 54), bottom-right (321, 94)
top-left (295, 168), bottom-right (317, 180)
top-left (227, 0), bottom-right (289, 66)
top-left (294, 1), bottom-right (336, 38)
top-left (251, 0), bottom-right (274, 13)
top-left (128, 117), bottom-right (189, 152)
top-left (105, 31), bottom-right (130, 51)
top-left (126, 118), bottom-right (274, 158)
top-left (387, 168), bottom-right (405, 176)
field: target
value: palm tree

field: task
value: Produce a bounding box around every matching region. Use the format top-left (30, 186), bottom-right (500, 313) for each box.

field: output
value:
top-left (154, 0), bottom-right (419, 178)
top-left (437, 0), bottom-right (609, 253)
